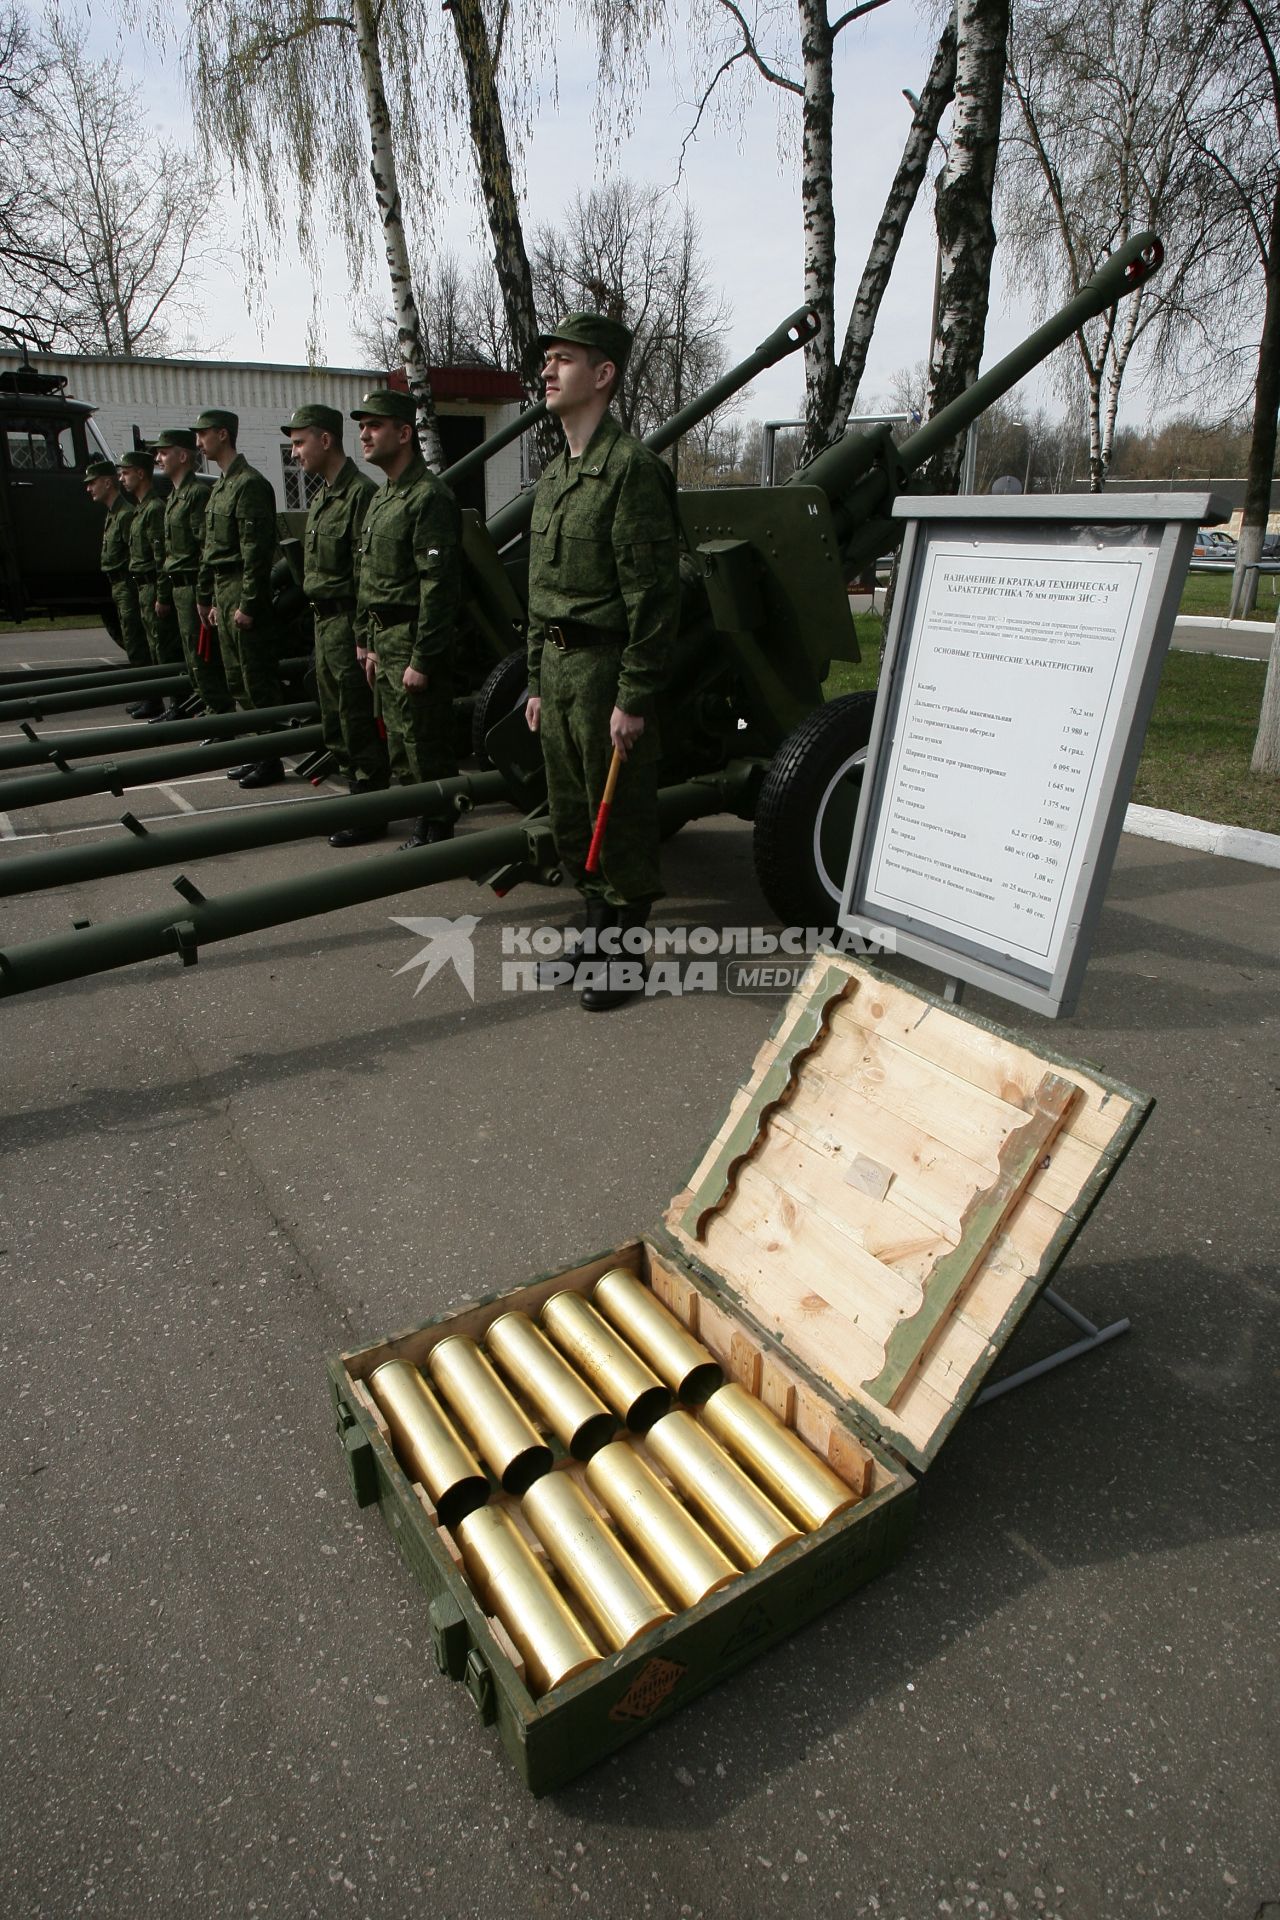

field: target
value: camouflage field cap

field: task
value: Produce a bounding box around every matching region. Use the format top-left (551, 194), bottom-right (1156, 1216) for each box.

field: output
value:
top-left (194, 408), bottom-right (238, 435)
top-left (152, 428), bottom-right (198, 451)
top-left (117, 448), bottom-right (155, 473)
top-left (281, 403), bottom-right (344, 438)
top-left (84, 459), bottom-right (116, 481)
top-left (535, 312), bottom-right (633, 373)
top-left (350, 389), bottom-right (416, 426)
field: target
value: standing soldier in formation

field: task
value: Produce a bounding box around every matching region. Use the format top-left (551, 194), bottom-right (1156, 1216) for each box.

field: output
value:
top-left (152, 428), bottom-right (232, 716)
top-left (282, 404), bottom-right (389, 845)
top-left (351, 390), bottom-right (461, 848)
top-left (84, 458), bottom-right (154, 706)
top-left (524, 314), bottom-right (680, 1012)
top-left (119, 448), bottom-right (184, 720)
top-left (194, 407), bottom-right (285, 789)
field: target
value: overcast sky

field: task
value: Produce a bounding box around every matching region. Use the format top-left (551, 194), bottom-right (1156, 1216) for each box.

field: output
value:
top-left (91, 3), bottom-right (1100, 430)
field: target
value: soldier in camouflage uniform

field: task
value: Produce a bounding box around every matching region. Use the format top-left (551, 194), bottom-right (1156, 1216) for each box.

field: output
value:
top-left (152, 428), bottom-right (232, 716)
top-left (524, 313), bottom-right (680, 1011)
top-left (282, 403), bottom-right (389, 845)
top-left (351, 389), bottom-right (461, 848)
top-left (119, 449), bottom-right (184, 722)
top-left (194, 407), bottom-right (286, 789)
top-left (84, 459), bottom-right (152, 693)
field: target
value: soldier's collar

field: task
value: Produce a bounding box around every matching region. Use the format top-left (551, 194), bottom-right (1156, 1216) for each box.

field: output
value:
top-left (572, 412), bottom-right (621, 478)
top-left (224, 452), bottom-right (248, 477)
top-left (388, 450), bottom-right (428, 490)
top-left (327, 456), bottom-right (360, 494)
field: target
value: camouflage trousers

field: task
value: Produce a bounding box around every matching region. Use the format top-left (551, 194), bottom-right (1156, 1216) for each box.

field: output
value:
top-left (172, 582), bottom-right (233, 714)
top-left (211, 568), bottom-right (284, 712)
top-left (539, 641), bottom-right (662, 907)
top-left (315, 609), bottom-right (389, 787)
top-left (108, 574), bottom-right (150, 671)
top-left (371, 620), bottom-right (457, 788)
top-left (135, 575), bottom-right (186, 671)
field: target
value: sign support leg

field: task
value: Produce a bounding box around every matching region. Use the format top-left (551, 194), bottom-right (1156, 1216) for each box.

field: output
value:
top-left (975, 1288), bottom-right (1130, 1404)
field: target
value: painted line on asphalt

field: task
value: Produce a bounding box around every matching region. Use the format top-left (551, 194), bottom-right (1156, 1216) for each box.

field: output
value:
top-left (158, 784), bottom-right (197, 814)
top-left (0, 811), bottom-right (14, 840)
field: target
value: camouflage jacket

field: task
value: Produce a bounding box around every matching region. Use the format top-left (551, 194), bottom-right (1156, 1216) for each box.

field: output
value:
top-left (356, 451), bottom-right (462, 671)
top-left (525, 413), bottom-right (680, 719)
top-left (100, 494), bottom-right (135, 579)
top-left (198, 453), bottom-right (279, 617)
top-left (126, 491), bottom-right (166, 581)
top-left (159, 475), bottom-right (209, 609)
top-left (304, 457), bottom-right (377, 603)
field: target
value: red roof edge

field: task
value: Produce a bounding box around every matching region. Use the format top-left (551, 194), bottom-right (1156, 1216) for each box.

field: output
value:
top-left (385, 365), bottom-right (524, 402)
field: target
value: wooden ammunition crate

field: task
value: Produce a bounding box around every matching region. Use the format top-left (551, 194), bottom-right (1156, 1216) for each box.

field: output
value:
top-left (328, 955), bottom-right (1152, 1793)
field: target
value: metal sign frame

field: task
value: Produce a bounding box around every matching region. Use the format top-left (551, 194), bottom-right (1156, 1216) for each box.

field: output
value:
top-left (839, 492), bottom-right (1219, 1019)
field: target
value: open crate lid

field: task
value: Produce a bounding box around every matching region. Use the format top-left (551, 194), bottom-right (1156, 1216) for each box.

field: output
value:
top-left (662, 954), bottom-right (1152, 1474)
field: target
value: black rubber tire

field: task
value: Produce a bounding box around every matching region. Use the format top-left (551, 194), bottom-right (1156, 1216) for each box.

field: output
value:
top-left (471, 650), bottom-right (529, 759)
top-left (752, 692), bottom-right (878, 927)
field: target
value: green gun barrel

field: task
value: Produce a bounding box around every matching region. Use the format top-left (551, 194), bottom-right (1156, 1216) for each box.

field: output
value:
top-left (0, 701), bottom-right (317, 773)
top-left (792, 233), bottom-right (1164, 567)
top-left (0, 775), bottom-right (749, 998)
top-left (0, 768), bottom-right (512, 898)
top-left (0, 722), bottom-right (324, 811)
top-left (440, 403), bottom-right (548, 495)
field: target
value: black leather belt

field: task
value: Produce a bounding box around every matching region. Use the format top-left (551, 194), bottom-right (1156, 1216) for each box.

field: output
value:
top-left (169, 569), bottom-right (199, 585)
top-left (310, 595), bottom-right (356, 618)
top-left (366, 603), bottom-right (416, 630)
top-left (133, 571), bottom-right (157, 583)
top-left (546, 621), bottom-right (624, 653)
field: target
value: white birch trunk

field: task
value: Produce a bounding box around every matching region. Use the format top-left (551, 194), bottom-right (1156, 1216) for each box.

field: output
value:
top-left (1253, 618), bottom-right (1280, 775)
top-left (797, 0), bottom-right (838, 460)
top-left (353, 0), bottom-right (445, 470)
top-left (829, 19), bottom-right (956, 441)
top-left (924, 0), bottom-right (1009, 493)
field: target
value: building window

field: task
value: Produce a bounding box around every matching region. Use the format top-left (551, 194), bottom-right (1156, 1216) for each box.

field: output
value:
top-left (282, 447), bottom-right (324, 509)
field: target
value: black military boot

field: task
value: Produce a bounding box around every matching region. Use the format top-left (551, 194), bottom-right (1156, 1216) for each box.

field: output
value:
top-left (129, 697), bottom-right (165, 720)
top-left (226, 761), bottom-right (255, 780)
top-left (540, 897), bottom-right (613, 987)
top-left (580, 899), bottom-right (651, 1012)
top-left (238, 758), bottom-right (285, 789)
top-left (398, 815), bottom-right (454, 850)
top-left (329, 782), bottom-right (390, 848)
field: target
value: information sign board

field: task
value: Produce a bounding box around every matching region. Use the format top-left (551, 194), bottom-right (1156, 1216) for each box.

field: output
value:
top-left (839, 495), bottom-right (1219, 1017)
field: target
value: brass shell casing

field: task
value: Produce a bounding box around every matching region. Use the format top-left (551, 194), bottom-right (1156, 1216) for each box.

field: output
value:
top-left (643, 1410), bottom-right (802, 1568)
top-left (453, 1504), bottom-right (601, 1697)
top-left (700, 1383), bottom-right (863, 1531)
top-left (484, 1311), bottom-right (618, 1461)
top-left (521, 1470), bottom-right (673, 1652)
top-left (585, 1440), bottom-right (740, 1610)
top-left (427, 1335), bottom-right (553, 1494)
top-left (367, 1359), bottom-right (490, 1528)
top-left (540, 1291), bottom-right (672, 1431)
top-left (592, 1270), bottom-right (724, 1402)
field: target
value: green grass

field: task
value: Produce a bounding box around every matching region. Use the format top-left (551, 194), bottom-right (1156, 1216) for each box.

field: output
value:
top-left (1178, 570), bottom-right (1279, 621)
top-left (827, 616), bottom-right (1279, 835)
top-left (0, 615), bottom-right (107, 632)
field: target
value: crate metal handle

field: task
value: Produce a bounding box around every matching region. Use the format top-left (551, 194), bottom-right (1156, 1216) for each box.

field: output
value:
top-left (463, 1648), bottom-right (496, 1724)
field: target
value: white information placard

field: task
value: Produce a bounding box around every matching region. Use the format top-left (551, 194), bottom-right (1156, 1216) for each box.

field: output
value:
top-left (839, 495), bottom-right (1212, 1018)
top-left (867, 541), bottom-right (1156, 966)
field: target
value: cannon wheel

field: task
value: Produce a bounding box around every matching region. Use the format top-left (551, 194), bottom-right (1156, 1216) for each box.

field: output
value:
top-left (752, 692), bottom-right (878, 927)
top-left (472, 650), bottom-right (529, 760)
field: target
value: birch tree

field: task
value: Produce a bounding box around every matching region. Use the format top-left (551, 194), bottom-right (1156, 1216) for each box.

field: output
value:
top-left (184, 0), bottom-right (447, 465)
top-left (676, 0), bottom-right (955, 459)
top-left (923, 0), bottom-right (1008, 492)
top-left (1181, 0), bottom-right (1280, 628)
top-left (1002, 0), bottom-right (1222, 490)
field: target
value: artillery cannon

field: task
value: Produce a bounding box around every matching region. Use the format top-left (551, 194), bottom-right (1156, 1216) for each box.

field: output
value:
top-left (0, 236), bottom-right (1161, 995)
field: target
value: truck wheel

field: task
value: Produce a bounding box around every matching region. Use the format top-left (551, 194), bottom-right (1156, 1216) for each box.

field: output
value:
top-left (752, 692), bottom-right (878, 927)
top-left (472, 650), bottom-right (529, 760)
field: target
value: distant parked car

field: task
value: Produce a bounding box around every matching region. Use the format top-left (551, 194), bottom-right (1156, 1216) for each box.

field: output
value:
top-left (1261, 532), bottom-right (1280, 560)
top-left (1192, 527), bottom-right (1236, 559)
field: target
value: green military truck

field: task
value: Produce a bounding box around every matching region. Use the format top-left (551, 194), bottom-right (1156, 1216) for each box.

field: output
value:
top-left (0, 356), bottom-right (118, 624)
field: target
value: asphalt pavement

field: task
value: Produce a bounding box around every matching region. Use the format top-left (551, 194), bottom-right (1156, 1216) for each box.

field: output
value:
top-left (1, 632), bottom-right (1276, 1920)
